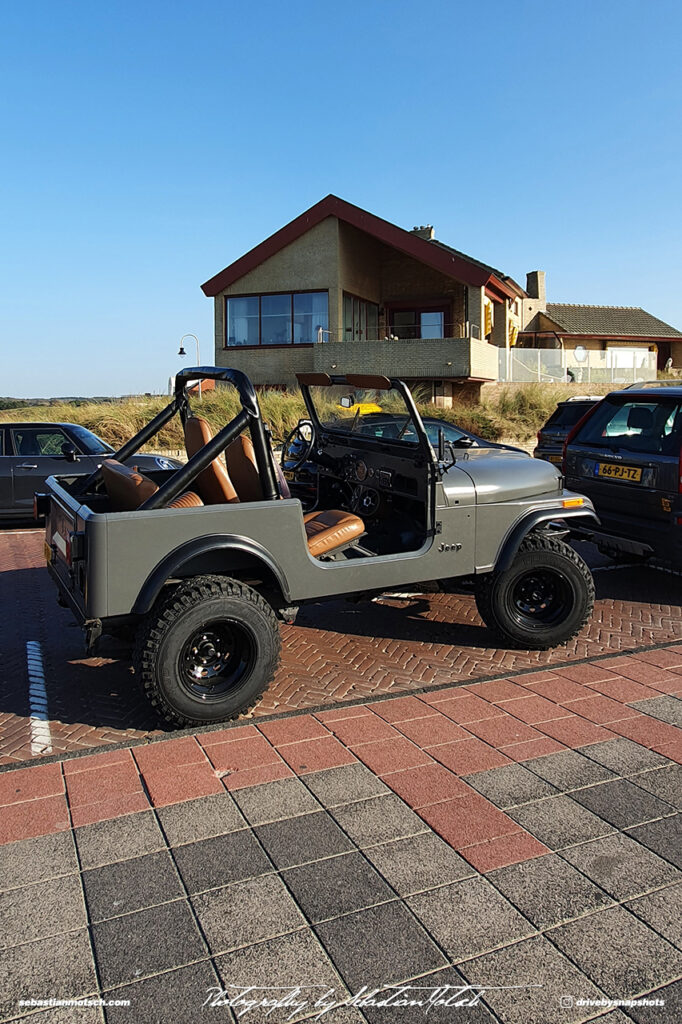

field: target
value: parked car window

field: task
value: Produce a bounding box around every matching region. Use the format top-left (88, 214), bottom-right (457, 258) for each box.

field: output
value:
top-left (545, 403), bottom-right (596, 429)
top-left (10, 427), bottom-right (72, 457)
top-left (67, 425), bottom-right (114, 455)
top-left (574, 397), bottom-right (682, 456)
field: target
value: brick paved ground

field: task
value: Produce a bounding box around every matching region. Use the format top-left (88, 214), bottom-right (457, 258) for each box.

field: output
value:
top-left (2, 530), bottom-right (682, 764)
top-left (1, 661), bottom-right (681, 1023)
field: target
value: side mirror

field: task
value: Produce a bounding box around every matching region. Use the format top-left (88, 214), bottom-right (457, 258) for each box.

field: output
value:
top-left (437, 428), bottom-right (457, 471)
top-left (339, 395), bottom-right (354, 409)
top-left (62, 444), bottom-right (78, 463)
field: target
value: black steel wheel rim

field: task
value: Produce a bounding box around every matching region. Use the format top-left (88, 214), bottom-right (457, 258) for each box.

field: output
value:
top-left (507, 568), bottom-right (572, 628)
top-left (179, 619), bottom-right (256, 702)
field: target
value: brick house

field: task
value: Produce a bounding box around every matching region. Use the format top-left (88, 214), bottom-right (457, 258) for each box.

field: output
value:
top-left (201, 195), bottom-right (526, 405)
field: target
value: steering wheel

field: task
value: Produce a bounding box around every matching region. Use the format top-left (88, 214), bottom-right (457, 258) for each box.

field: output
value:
top-left (281, 420), bottom-right (316, 472)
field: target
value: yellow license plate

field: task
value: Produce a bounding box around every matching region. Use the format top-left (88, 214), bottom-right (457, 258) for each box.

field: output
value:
top-left (44, 541), bottom-right (52, 563)
top-left (596, 462), bottom-right (642, 482)
top-left (283, 470), bottom-right (295, 481)
top-left (548, 454), bottom-right (563, 464)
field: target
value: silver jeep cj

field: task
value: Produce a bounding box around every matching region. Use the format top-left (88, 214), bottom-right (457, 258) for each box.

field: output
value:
top-left (40, 367), bottom-right (597, 727)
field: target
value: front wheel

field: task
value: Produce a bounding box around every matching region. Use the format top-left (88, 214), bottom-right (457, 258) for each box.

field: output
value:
top-left (134, 575), bottom-right (281, 727)
top-left (474, 535), bottom-right (595, 650)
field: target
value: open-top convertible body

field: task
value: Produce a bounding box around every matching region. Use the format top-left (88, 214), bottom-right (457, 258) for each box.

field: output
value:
top-left (41, 367), bottom-right (598, 726)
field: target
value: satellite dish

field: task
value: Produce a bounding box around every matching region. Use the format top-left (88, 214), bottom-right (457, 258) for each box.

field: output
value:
top-left (573, 346), bottom-right (588, 363)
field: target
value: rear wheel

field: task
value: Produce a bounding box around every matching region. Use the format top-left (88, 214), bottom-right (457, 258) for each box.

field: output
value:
top-left (134, 575), bottom-right (281, 726)
top-left (474, 534), bottom-right (594, 650)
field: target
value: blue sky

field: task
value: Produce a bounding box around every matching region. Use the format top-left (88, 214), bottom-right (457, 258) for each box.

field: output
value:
top-left (1, 0), bottom-right (681, 397)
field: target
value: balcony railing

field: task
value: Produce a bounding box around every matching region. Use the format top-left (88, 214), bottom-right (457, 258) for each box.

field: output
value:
top-left (312, 335), bottom-right (499, 380)
top-left (317, 323), bottom-right (479, 343)
top-left (499, 347), bottom-right (658, 384)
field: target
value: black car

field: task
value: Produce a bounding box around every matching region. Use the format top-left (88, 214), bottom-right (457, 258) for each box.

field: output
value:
top-left (564, 384), bottom-right (682, 564)
top-left (534, 397), bottom-right (603, 464)
top-left (0, 422), bottom-right (183, 521)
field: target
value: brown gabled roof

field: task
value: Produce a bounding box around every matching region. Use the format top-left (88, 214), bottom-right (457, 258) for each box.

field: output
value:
top-left (544, 304), bottom-right (682, 339)
top-left (201, 194), bottom-right (517, 300)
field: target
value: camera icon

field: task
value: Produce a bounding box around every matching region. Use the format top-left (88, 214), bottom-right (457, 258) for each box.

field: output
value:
top-left (560, 996), bottom-right (574, 1009)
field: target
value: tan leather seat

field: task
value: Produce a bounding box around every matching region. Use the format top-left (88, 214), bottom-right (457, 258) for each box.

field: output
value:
top-left (303, 509), bottom-right (365, 557)
top-left (184, 417), bottom-right (239, 505)
top-left (225, 434), bottom-right (263, 501)
top-left (101, 460), bottom-right (203, 512)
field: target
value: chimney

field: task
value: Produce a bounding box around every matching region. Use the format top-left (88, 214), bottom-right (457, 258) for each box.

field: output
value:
top-left (410, 224), bottom-right (435, 240)
top-left (526, 270), bottom-right (546, 307)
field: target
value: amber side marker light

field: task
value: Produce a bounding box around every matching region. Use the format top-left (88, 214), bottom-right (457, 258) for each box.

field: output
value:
top-left (561, 497), bottom-right (585, 508)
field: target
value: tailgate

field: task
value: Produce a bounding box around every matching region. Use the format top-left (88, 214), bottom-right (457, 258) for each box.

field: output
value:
top-left (566, 446), bottom-right (679, 528)
top-left (44, 487), bottom-right (88, 617)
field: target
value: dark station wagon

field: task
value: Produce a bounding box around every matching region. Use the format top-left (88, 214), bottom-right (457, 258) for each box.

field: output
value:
top-left (564, 383), bottom-right (682, 564)
top-left (533, 397), bottom-right (603, 464)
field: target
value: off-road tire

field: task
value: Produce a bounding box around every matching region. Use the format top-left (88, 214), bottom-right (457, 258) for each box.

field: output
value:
top-left (474, 534), bottom-right (595, 650)
top-left (134, 575), bottom-right (281, 727)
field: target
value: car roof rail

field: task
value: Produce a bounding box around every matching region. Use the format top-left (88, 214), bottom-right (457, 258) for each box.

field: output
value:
top-left (622, 379), bottom-right (682, 390)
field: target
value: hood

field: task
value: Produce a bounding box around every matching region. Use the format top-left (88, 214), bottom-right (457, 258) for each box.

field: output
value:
top-left (443, 449), bottom-right (562, 505)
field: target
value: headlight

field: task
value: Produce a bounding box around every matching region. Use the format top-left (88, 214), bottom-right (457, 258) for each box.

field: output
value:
top-left (154, 457), bottom-right (177, 470)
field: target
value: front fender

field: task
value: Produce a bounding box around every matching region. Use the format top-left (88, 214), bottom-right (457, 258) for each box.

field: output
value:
top-left (495, 508), bottom-right (599, 573)
top-left (132, 534), bottom-right (291, 615)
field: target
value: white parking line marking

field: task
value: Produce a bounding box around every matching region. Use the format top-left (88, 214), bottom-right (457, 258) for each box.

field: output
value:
top-left (26, 640), bottom-right (52, 755)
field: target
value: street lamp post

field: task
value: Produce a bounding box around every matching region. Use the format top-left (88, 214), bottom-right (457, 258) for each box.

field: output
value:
top-left (178, 334), bottom-right (201, 400)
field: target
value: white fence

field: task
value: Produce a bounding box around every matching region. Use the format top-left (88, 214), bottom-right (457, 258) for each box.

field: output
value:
top-left (498, 347), bottom-right (657, 384)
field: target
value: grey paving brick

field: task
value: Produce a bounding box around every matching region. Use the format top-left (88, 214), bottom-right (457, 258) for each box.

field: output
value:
top-left (282, 851), bottom-right (396, 923)
top-left (82, 849), bottom-right (184, 923)
top-left (522, 749), bottom-right (616, 791)
top-left (626, 882), bottom-right (682, 949)
top-left (570, 779), bottom-right (676, 830)
top-left (104, 961), bottom-right (222, 1023)
top-left (629, 695), bottom-right (682, 727)
top-left (0, 930), bottom-right (97, 1021)
top-left (192, 873), bottom-right (306, 953)
top-left (463, 763), bottom-right (558, 808)
top-left (583, 1013), bottom-right (631, 1024)
top-left (233, 776), bottom-right (322, 824)
top-left (458, 934), bottom-right (605, 1024)
top-left (407, 875), bottom-right (535, 961)
top-left (489, 853), bottom-right (614, 929)
top-left (6, 1007), bottom-right (104, 1023)
top-left (626, 814), bottom-right (682, 869)
top-left (214, 930), bottom-right (349, 1024)
top-left (157, 792), bottom-right (247, 846)
top-left (330, 795), bottom-right (428, 848)
top-left (548, 904), bottom-right (682, 997)
top-left (172, 829), bottom-right (272, 894)
top-left (629, 764), bottom-right (682, 809)
top-left (624, 979), bottom-right (682, 1023)
top-left (579, 738), bottom-right (669, 775)
top-left (0, 830), bottom-right (77, 891)
top-left (92, 899), bottom-right (206, 989)
top-left (0, 874), bottom-right (86, 949)
top-left (561, 833), bottom-right (680, 900)
top-left (316, 902), bottom-right (447, 990)
top-left (303, 763), bottom-right (390, 807)
top-left (75, 810), bottom-right (166, 870)
top-left (358, 965), bottom-right (500, 1023)
top-left (506, 795), bottom-right (615, 850)
top-left (363, 832), bottom-right (475, 896)
top-left (255, 811), bottom-right (354, 869)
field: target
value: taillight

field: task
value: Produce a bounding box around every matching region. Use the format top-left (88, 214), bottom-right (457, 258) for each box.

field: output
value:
top-left (536, 431), bottom-right (542, 443)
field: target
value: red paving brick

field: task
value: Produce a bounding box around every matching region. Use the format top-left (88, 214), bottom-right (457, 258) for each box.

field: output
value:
top-left (524, 677), bottom-right (593, 703)
top-left (534, 715), bottom-right (615, 748)
top-left (197, 725), bottom-right (261, 746)
top-left (65, 760), bottom-right (143, 808)
top-left (587, 677), bottom-right (662, 703)
top-left (501, 694), bottom-right (568, 724)
top-left (419, 793), bottom-right (521, 848)
top-left (0, 794), bottom-right (71, 845)
top-left (314, 705), bottom-right (374, 723)
top-left (601, 658), bottom-right (678, 685)
top-left (0, 762), bottom-right (63, 805)
top-left (395, 714), bottom-right (470, 748)
top-left (353, 736), bottom-right (433, 775)
top-left (658, 738), bottom-right (682, 764)
top-left (326, 714), bottom-right (399, 747)
top-left (277, 735), bottom-right (357, 774)
top-left (222, 761), bottom-right (294, 791)
top-left (371, 696), bottom-right (434, 723)
top-left (142, 761), bottom-right (224, 806)
top-left (258, 714), bottom-right (330, 746)
top-left (608, 714), bottom-right (682, 752)
top-left (466, 679), bottom-right (531, 703)
top-left (63, 749), bottom-right (134, 775)
top-left (382, 763), bottom-right (471, 808)
top-left (133, 736), bottom-right (206, 773)
top-left (70, 792), bottom-right (150, 828)
top-left (564, 694), bottom-right (641, 724)
top-left (464, 715), bottom-right (545, 748)
top-left (498, 736), bottom-right (565, 762)
top-left (204, 735), bottom-right (280, 771)
top-left (430, 737), bottom-right (511, 776)
top-left (434, 695), bottom-right (505, 724)
top-left (461, 832), bottom-right (551, 873)
top-left (636, 649), bottom-right (682, 669)
top-left (550, 663), bottom-right (620, 685)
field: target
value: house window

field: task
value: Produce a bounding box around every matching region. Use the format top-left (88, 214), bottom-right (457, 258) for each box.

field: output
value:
top-left (343, 293), bottom-right (379, 341)
top-left (389, 306), bottom-right (447, 340)
top-left (225, 292), bottom-right (328, 347)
